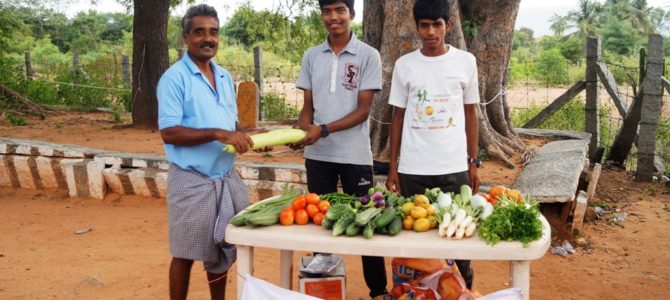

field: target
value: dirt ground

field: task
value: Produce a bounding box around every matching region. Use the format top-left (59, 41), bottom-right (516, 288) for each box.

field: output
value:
top-left (1, 112), bottom-right (670, 299)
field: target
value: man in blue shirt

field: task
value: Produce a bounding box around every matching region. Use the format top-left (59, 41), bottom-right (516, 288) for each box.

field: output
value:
top-left (157, 4), bottom-right (253, 300)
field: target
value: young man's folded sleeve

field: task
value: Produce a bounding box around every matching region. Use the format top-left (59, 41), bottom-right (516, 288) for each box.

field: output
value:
top-left (296, 51), bottom-right (312, 90)
top-left (359, 51), bottom-right (382, 91)
top-left (388, 63), bottom-right (408, 108)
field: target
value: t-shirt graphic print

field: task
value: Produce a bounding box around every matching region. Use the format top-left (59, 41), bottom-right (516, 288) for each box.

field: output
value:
top-left (410, 89), bottom-right (461, 131)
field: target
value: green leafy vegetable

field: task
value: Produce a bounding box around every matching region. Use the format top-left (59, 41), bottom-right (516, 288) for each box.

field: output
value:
top-left (477, 196), bottom-right (543, 246)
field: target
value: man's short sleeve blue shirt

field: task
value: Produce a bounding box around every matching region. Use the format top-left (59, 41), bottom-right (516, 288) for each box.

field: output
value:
top-left (157, 53), bottom-right (238, 179)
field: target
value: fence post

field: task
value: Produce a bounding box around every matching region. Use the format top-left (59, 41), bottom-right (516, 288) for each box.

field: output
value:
top-left (636, 34), bottom-right (664, 181)
top-left (24, 51), bottom-right (33, 80)
top-left (122, 55), bottom-right (130, 87)
top-left (72, 49), bottom-right (80, 80)
top-left (585, 36), bottom-right (601, 162)
top-left (253, 46), bottom-right (264, 120)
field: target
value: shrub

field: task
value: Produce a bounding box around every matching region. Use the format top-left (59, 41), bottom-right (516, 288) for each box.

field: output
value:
top-left (511, 98), bottom-right (616, 151)
top-left (261, 92), bottom-right (299, 121)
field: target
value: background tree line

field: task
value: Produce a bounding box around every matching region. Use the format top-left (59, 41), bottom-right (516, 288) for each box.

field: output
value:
top-left (510, 0), bottom-right (670, 86)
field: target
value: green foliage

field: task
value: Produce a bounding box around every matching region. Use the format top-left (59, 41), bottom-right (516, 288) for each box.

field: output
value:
top-left (221, 4), bottom-right (326, 64)
top-left (261, 93), bottom-right (299, 121)
top-left (558, 37), bottom-right (583, 64)
top-left (656, 115), bottom-right (670, 165)
top-left (511, 98), bottom-right (617, 151)
top-left (461, 18), bottom-right (482, 37)
top-left (512, 27), bottom-right (535, 51)
top-left (600, 16), bottom-right (643, 55)
top-left (533, 48), bottom-right (570, 85)
top-left (5, 112), bottom-right (27, 126)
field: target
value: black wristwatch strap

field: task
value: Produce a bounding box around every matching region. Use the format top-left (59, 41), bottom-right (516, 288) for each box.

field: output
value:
top-left (467, 157), bottom-right (481, 167)
top-left (319, 124), bottom-right (330, 138)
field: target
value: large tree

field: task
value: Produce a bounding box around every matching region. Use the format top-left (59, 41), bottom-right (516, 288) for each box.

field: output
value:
top-left (365, 0), bottom-right (524, 167)
top-left (131, 0), bottom-right (170, 129)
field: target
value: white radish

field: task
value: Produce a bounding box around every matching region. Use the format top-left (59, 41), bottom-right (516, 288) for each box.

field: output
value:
top-left (436, 192), bottom-right (453, 209)
top-left (450, 204), bottom-right (459, 217)
top-left (446, 220), bottom-right (458, 237)
top-left (465, 223), bottom-right (477, 237)
top-left (470, 194), bottom-right (487, 209)
top-left (438, 222), bottom-right (449, 237)
top-left (454, 209), bottom-right (467, 225)
top-left (442, 211), bottom-right (452, 225)
top-left (454, 227), bottom-right (465, 239)
top-left (459, 215), bottom-right (473, 229)
top-left (480, 202), bottom-right (494, 220)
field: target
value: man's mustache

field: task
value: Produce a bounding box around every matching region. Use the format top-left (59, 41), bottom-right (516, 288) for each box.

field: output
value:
top-left (200, 42), bottom-right (215, 48)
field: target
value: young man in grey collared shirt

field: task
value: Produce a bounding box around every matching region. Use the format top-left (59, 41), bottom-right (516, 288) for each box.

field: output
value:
top-left (291, 0), bottom-right (388, 298)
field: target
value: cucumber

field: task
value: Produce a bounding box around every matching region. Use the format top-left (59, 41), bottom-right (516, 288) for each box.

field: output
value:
top-left (332, 214), bottom-right (355, 236)
top-left (375, 224), bottom-right (389, 234)
top-left (321, 218), bottom-right (334, 230)
top-left (363, 222), bottom-right (375, 239)
top-left (374, 208), bottom-right (397, 228)
top-left (345, 222), bottom-right (363, 236)
top-left (388, 216), bottom-right (403, 236)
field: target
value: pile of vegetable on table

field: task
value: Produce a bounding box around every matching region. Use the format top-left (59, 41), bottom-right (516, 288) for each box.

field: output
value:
top-left (231, 184), bottom-right (544, 246)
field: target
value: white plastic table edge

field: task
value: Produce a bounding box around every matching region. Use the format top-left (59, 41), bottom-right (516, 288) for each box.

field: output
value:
top-left (227, 196), bottom-right (551, 300)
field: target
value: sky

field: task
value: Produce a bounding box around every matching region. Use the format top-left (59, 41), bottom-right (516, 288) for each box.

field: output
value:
top-left (66, 0), bottom-right (669, 37)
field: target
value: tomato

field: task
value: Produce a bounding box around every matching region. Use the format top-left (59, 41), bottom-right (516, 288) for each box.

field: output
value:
top-left (279, 207), bottom-right (294, 225)
top-left (482, 193), bottom-right (497, 205)
top-left (317, 200), bottom-right (330, 213)
top-left (312, 212), bottom-right (325, 226)
top-left (305, 204), bottom-right (319, 218)
top-left (305, 193), bottom-right (320, 205)
top-left (292, 196), bottom-right (307, 210)
top-left (295, 209), bottom-right (309, 225)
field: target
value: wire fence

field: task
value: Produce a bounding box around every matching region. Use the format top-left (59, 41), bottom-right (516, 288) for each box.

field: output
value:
top-left (3, 50), bottom-right (669, 172)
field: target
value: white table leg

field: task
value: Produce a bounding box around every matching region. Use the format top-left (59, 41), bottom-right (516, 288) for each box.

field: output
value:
top-left (236, 245), bottom-right (254, 300)
top-left (509, 260), bottom-right (531, 300)
top-left (279, 249), bottom-right (294, 289)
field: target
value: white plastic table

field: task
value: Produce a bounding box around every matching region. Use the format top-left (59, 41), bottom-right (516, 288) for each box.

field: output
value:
top-left (226, 199), bottom-right (551, 300)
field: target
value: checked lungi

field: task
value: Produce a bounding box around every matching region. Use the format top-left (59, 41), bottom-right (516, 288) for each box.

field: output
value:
top-left (167, 164), bottom-right (249, 273)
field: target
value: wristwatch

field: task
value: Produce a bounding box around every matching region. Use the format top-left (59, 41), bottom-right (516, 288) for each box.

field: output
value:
top-left (319, 124), bottom-right (330, 138)
top-left (467, 157), bottom-right (482, 167)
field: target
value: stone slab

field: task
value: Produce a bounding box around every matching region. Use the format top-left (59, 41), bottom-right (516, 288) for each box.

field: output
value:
top-left (0, 155), bottom-right (14, 187)
top-left (514, 140), bottom-right (589, 203)
top-left (102, 167), bottom-right (166, 198)
top-left (0, 137), bottom-right (101, 158)
top-left (515, 128), bottom-right (591, 141)
top-left (237, 81), bottom-right (259, 129)
top-left (235, 162), bottom-right (306, 184)
top-left (61, 159), bottom-right (107, 199)
top-left (94, 153), bottom-right (170, 170)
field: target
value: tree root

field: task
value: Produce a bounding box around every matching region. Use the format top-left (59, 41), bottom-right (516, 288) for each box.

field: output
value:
top-left (0, 82), bottom-right (61, 115)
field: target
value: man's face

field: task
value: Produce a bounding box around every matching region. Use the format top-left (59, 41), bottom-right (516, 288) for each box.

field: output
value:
top-left (417, 18), bottom-right (451, 52)
top-left (321, 2), bottom-right (354, 37)
top-left (183, 15), bottom-right (219, 62)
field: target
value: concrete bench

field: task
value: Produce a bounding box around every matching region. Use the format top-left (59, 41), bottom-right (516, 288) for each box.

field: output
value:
top-left (514, 139), bottom-right (589, 203)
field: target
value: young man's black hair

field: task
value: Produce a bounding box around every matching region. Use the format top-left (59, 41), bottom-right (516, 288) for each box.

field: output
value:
top-left (318, 0), bottom-right (354, 11)
top-left (182, 4), bottom-right (219, 34)
top-left (412, 0), bottom-right (450, 24)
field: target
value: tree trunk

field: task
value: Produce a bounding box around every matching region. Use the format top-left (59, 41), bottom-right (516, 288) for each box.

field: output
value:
top-left (131, 0), bottom-right (170, 129)
top-left (461, 0), bottom-right (525, 166)
top-left (364, 0), bottom-right (525, 167)
top-left (365, 0), bottom-right (421, 161)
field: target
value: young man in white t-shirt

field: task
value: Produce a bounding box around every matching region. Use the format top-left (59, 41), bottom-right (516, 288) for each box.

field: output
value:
top-left (385, 0), bottom-right (481, 290)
